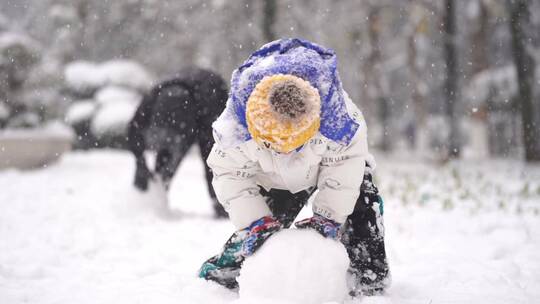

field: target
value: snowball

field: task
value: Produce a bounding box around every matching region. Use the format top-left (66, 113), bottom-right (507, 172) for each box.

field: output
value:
top-left (238, 229), bottom-right (349, 304)
top-left (94, 86), bottom-right (142, 106)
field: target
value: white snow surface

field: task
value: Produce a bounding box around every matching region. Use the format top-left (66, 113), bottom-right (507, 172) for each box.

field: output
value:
top-left (238, 229), bottom-right (349, 304)
top-left (1, 149), bottom-right (539, 304)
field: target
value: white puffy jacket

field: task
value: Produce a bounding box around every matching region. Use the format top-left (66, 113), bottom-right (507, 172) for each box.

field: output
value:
top-left (207, 97), bottom-right (370, 229)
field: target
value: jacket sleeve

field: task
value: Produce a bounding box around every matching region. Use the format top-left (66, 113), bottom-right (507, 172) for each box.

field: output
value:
top-left (207, 143), bottom-right (272, 229)
top-left (312, 102), bottom-right (369, 224)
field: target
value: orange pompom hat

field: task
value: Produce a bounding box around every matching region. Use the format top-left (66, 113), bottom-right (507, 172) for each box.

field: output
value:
top-left (246, 74), bottom-right (321, 153)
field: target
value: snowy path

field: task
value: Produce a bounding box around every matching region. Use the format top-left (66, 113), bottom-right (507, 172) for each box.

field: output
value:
top-left (1, 150), bottom-right (539, 304)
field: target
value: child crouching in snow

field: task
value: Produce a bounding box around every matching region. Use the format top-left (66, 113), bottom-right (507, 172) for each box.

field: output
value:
top-left (198, 38), bottom-right (390, 297)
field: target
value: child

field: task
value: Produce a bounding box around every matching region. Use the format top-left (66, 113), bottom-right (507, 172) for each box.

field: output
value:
top-left (127, 67), bottom-right (228, 217)
top-left (199, 39), bottom-right (390, 296)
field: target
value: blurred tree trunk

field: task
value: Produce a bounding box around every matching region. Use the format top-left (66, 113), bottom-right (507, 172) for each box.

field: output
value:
top-left (443, 0), bottom-right (461, 158)
top-left (407, 4), bottom-right (428, 153)
top-left (471, 0), bottom-right (490, 75)
top-left (262, 0), bottom-right (277, 42)
top-left (363, 6), bottom-right (391, 151)
top-left (74, 0), bottom-right (91, 60)
top-left (469, 0), bottom-right (491, 158)
top-left (507, 0), bottom-right (540, 161)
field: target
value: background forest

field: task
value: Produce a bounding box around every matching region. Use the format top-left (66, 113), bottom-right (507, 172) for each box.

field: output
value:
top-left (1, 0), bottom-right (539, 161)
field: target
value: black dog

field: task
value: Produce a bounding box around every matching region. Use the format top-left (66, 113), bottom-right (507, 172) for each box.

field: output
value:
top-left (127, 67), bottom-right (228, 217)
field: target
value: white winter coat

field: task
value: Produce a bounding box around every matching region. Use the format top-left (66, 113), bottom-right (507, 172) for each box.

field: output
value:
top-left (207, 97), bottom-right (370, 229)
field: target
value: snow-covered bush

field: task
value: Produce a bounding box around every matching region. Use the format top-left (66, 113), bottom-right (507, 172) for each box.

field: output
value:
top-left (64, 61), bottom-right (105, 98)
top-left (0, 31), bottom-right (65, 130)
top-left (99, 60), bottom-right (154, 92)
top-left (90, 85), bottom-right (141, 146)
top-left (65, 100), bottom-right (97, 126)
top-left (0, 31), bottom-right (41, 110)
top-left (64, 60), bottom-right (154, 98)
top-left (94, 86), bottom-right (142, 106)
top-left (63, 60), bottom-right (153, 149)
top-left (91, 99), bottom-right (139, 138)
top-left (0, 32), bottom-right (41, 88)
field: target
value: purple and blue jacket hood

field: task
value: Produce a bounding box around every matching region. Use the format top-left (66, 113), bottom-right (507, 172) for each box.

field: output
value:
top-left (213, 38), bottom-right (359, 148)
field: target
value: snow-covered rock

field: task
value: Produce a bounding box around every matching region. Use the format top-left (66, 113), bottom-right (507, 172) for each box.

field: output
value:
top-left (238, 229), bottom-right (349, 304)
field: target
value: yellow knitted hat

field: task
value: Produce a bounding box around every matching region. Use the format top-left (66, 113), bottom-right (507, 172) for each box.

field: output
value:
top-left (246, 74), bottom-right (321, 153)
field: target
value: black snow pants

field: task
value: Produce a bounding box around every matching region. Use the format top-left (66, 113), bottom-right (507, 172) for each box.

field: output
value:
top-left (258, 165), bottom-right (390, 296)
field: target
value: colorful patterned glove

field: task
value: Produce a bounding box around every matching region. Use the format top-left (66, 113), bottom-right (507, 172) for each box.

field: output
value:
top-left (295, 214), bottom-right (342, 239)
top-left (198, 229), bottom-right (248, 289)
top-left (198, 216), bottom-right (282, 289)
top-left (241, 216), bottom-right (282, 257)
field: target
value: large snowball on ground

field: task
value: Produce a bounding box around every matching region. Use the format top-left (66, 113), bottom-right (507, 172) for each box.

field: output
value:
top-left (238, 229), bottom-right (349, 304)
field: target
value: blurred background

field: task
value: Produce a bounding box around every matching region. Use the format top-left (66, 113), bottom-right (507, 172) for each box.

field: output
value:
top-left (1, 2), bottom-right (540, 303)
top-left (1, 0), bottom-right (539, 163)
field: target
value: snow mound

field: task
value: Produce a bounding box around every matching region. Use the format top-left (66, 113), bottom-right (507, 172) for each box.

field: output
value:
top-left (238, 229), bottom-right (349, 304)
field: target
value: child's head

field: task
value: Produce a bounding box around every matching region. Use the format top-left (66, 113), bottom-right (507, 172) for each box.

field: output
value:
top-left (246, 74), bottom-right (321, 153)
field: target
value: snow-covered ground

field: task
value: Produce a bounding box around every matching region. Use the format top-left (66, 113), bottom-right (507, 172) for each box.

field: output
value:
top-left (1, 149), bottom-right (539, 304)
